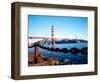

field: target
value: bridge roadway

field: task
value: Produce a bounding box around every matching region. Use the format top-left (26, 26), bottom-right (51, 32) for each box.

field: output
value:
top-left (28, 36), bottom-right (68, 40)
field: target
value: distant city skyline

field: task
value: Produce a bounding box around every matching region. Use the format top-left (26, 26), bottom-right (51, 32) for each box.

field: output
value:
top-left (28, 15), bottom-right (88, 40)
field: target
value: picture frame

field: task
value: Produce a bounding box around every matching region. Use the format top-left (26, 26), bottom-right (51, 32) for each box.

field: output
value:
top-left (11, 2), bottom-right (98, 80)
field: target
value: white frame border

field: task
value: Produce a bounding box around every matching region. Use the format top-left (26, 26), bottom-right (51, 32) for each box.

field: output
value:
top-left (20, 7), bottom-right (95, 76)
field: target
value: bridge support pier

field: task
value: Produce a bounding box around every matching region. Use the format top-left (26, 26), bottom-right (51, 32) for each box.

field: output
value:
top-left (34, 46), bottom-right (39, 63)
top-left (34, 46), bottom-right (39, 57)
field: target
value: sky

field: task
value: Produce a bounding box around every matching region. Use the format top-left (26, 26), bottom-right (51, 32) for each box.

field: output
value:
top-left (28, 15), bottom-right (88, 40)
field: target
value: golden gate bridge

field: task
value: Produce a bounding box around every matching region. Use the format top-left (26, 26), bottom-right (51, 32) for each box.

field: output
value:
top-left (28, 26), bottom-right (70, 47)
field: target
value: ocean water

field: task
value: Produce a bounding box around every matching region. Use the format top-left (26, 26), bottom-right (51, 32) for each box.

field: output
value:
top-left (28, 43), bottom-right (88, 64)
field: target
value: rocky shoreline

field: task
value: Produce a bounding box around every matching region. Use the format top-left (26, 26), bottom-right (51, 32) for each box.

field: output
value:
top-left (28, 53), bottom-right (70, 66)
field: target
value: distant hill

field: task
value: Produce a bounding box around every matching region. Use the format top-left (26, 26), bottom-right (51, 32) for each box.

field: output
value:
top-left (55, 39), bottom-right (87, 44)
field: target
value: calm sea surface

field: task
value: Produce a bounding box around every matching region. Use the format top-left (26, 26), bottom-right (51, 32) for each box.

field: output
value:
top-left (28, 43), bottom-right (88, 64)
